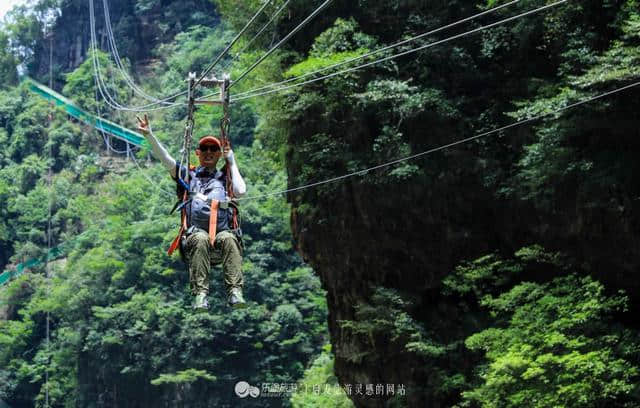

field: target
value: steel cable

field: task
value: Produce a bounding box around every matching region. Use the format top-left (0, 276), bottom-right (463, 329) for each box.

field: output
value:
top-left (220, 0), bottom-right (294, 72)
top-left (230, 0), bottom-right (334, 88)
top-left (102, 0), bottom-right (184, 106)
top-left (232, 0), bottom-right (519, 99)
top-left (233, 0), bottom-right (567, 101)
top-left (194, 0), bottom-right (275, 88)
top-left (236, 79), bottom-right (640, 201)
top-left (90, 0), bottom-right (183, 112)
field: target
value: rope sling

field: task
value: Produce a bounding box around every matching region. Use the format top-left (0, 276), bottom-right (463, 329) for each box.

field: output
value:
top-left (168, 73), bottom-right (237, 255)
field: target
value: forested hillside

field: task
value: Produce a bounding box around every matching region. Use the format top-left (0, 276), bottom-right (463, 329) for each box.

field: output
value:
top-left (1, 0), bottom-right (640, 407)
top-left (1, 0), bottom-right (335, 407)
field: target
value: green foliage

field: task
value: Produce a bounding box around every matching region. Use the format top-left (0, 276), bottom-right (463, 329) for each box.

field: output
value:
top-left (503, 7), bottom-right (640, 208)
top-left (1, 46), bottom-right (328, 407)
top-left (339, 288), bottom-right (425, 363)
top-left (285, 50), bottom-right (369, 79)
top-left (3, 0), bottom-right (640, 407)
top-left (0, 148), bottom-right (329, 406)
top-left (442, 245), bottom-right (569, 299)
top-left (0, 30), bottom-right (19, 87)
top-left (290, 344), bottom-right (354, 408)
top-left (151, 368), bottom-right (216, 385)
top-left (2, 4), bottom-right (46, 73)
top-left (440, 248), bottom-right (640, 408)
top-left (463, 275), bottom-right (639, 407)
top-left (309, 18), bottom-right (377, 57)
top-left (158, 25), bottom-right (233, 81)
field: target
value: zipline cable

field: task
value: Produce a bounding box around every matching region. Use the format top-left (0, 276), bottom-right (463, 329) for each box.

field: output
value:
top-left (194, 0), bottom-right (275, 88)
top-left (230, 0), bottom-right (334, 88)
top-left (103, 0), bottom-right (183, 105)
top-left (236, 80), bottom-right (640, 201)
top-left (96, 69), bottom-right (175, 196)
top-left (90, 22), bottom-right (176, 196)
top-left (90, 0), bottom-right (124, 110)
top-left (233, 0), bottom-right (567, 101)
top-left (102, 0), bottom-right (184, 106)
top-left (89, 0), bottom-right (182, 112)
top-left (88, 1), bottom-right (174, 196)
top-left (220, 0), bottom-right (294, 72)
top-left (232, 0), bottom-right (519, 98)
top-left (91, 0), bottom-right (145, 111)
top-left (93, 67), bottom-right (130, 154)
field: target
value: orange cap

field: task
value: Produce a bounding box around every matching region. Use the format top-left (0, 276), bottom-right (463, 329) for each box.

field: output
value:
top-left (198, 136), bottom-right (221, 147)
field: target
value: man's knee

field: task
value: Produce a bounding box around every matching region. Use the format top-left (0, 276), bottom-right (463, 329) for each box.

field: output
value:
top-left (187, 231), bottom-right (211, 279)
top-left (218, 233), bottom-right (234, 245)
top-left (216, 231), bottom-right (241, 253)
top-left (187, 231), bottom-right (210, 253)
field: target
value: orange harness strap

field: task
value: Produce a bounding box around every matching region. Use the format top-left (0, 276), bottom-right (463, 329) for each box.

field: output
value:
top-left (168, 191), bottom-right (189, 256)
top-left (167, 225), bottom-right (184, 256)
top-left (209, 199), bottom-right (219, 246)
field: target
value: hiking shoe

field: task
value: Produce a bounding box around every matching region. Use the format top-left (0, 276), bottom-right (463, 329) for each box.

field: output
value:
top-left (228, 288), bottom-right (247, 309)
top-left (193, 293), bottom-right (209, 310)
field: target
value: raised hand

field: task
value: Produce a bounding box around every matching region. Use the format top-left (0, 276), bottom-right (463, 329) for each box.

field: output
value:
top-left (221, 141), bottom-right (236, 164)
top-left (136, 114), bottom-right (150, 135)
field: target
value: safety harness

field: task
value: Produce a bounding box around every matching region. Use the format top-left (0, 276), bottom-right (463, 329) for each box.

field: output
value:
top-left (167, 72), bottom-right (239, 257)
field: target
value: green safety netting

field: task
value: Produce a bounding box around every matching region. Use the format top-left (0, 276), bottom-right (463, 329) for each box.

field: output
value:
top-left (0, 246), bottom-right (65, 287)
top-left (27, 78), bottom-right (147, 147)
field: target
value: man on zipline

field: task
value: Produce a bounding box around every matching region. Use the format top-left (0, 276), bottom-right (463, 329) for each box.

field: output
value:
top-left (136, 114), bottom-right (247, 310)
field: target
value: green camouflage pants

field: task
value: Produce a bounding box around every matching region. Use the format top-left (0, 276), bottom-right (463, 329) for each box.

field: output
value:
top-left (184, 229), bottom-right (243, 296)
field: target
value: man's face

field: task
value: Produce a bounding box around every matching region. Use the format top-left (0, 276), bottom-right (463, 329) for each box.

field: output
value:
top-left (196, 144), bottom-right (221, 167)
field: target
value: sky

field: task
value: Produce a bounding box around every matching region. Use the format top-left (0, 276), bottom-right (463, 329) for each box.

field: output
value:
top-left (0, 0), bottom-right (29, 20)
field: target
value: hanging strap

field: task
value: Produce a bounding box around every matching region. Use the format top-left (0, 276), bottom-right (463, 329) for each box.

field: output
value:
top-left (220, 75), bottom-right (235, 201)
top-left (167, 226), bottom-right (184, 256)
top-left (168, 191), bottom-right (188, 256)
top-left (169, 74), bottom-right (196, 256)
top-left (209, 199), bottom-right (220, 246)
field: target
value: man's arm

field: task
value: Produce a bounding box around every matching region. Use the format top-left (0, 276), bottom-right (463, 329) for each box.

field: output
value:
top-left (224, 149), bottom-right (247, 197)
top-left (137, 114), bottom-right (178, 179)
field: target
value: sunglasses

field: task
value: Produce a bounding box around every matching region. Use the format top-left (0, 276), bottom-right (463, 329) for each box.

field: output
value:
top-left (199, 145), bottom-right (220, 152)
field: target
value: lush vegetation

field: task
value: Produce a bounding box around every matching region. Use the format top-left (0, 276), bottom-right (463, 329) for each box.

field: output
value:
top-left (1, 0), bottom-right (640, 407)
top-left (215, 0), bottom-right (640, 406)
top-left (0, 1), bottom-right (332, 407)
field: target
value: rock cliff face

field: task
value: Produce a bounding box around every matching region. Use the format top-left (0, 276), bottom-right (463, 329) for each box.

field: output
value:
top-left (288, 140), bottom-right (640, 407)
top-left (281, 2), bottom-right (640, 404)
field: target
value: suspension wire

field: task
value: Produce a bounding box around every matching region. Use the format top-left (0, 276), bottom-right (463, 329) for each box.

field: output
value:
top-left (89, 0), bottom-right (182, 112)
top-left (220, 0), bottom-right (294, 72)
top-left (45, 29), bottom-right (53, 408)
top-left (234, 0), bottom-right (567, 101)
top-left (93, 66), bottom-right (120, 152)
top-left (97, 81), bottom-right (175, 197)
top-left (194, 0), bottom-right (275, 89)
top-left (92, 51), bottom-right (175, 196)
top-left (230, 0), bottom-right (335, 88)
top-left (237, 80), bottom-right (640, 202)
top-left (90, 0), bottom-right (122, 109)
top-left (90, 0), bottom-right (143, 111)
top-left (102, 0), bottom-right (184, 106)
top-left (233, 0), bottom-right (520, 99)
top-left (92, 63), bottom-right (130, 154)
top-left (87, 23), bottom-right (174, 197)
top-left (183, 75), bottom-right (196, 184)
